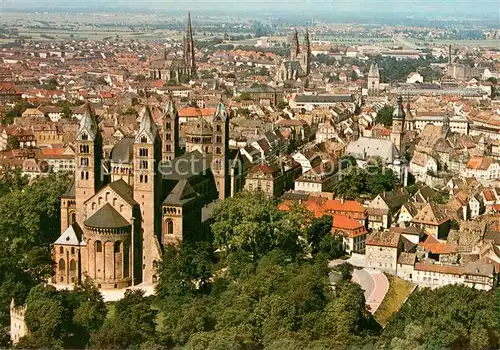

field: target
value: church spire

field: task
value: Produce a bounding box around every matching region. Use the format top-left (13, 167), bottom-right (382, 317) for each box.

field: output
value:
top-left (185, 12), bottom-right (196, 75)
top-left (213, 101), bottom-right (229, 122)
top-left (77, 102), bottom-right (98, 140)
top-left (291, 29), bottom-right (300, 60)
top-left (136, 106), bottom-right (158, 143)
top-left (393, 95), bottom-right (406, 121)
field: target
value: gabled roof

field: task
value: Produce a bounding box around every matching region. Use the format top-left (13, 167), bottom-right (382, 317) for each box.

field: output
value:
top-left (213, 102), bottom-right (229, 122)
top-left (135, 106), bottom-right (158, 143)
top-left (53, 223), bottom-right (83, 246)
top-left (61, 177), bottom-right (75, 198)
top-left (84, 203), bottom-right (131, 229)
top-left (77, 102), bottom-right (98, 140)
top-left (108, 179), bottom-right (137, 207)
top-left (412, 203), bottom-right (450, 226)
top-left (163, 179), bottom-right (198, 206)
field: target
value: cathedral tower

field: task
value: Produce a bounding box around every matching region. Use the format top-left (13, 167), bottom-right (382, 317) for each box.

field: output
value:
top-left (391, 95), bottom-right (406, 154)
top-left (367, 63), bottom-right (380, 96)
top-left (291, 29), bottom-right (300, 61)
top-left (75, 102), bottom-right (102, 223)
top-left (133, 106), bottom-right (162, 284)
top-left (302, 28), bottom-right (311, 75)
top-left (162, 100), bottom-right (180, 162)
top-left (184, 12), bottom-right (196, 76)
top-left (212, 102), bottom-right (230, 200)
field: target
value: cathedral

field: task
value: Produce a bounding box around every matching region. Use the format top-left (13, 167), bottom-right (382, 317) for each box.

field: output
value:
top-left (52, 100), bottom-right (234, 288)
top-left (149, 13), bottom-right (197, 82)
top-left (275, 29), bottom-right (311, 84)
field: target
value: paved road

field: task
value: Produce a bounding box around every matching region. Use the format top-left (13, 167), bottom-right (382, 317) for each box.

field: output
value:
top-left (329, 259), bottom-right (389, 314)
top-left (352, 268), bottom-right (374, 302)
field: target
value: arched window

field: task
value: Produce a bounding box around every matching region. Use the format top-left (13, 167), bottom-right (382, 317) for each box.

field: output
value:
top-left (81, 132), bottom-right (88, 140)
top-left (113, 198), bottom-right (117, 206)
top-left (105, 192), bottom-right (110, 201)
top-left (141, 136), bottom-right (147, 143)
top-left (167, 220), bottom-right (174, 235)
top-left (58, 259), bottom-right (66, 271)
top-left (71, 212), bottom-right (76, 224)
top-left (92, 202), bottom-right (96, 210)
top-left (120, 205), bottom-right (124, 213)
top-left (96, 241), bottom-right (102, 253)
top-left (85, 172), bottom-right (89, 180)
top-left (59, 247), bottom-right (64, 254)
top-left (153, 260), bottom-right (158, 269)
top-left (114, 241), bottom-right (121, 253)
top-left (69, 260), bottom-right (76, 271)
top-left (98, 197), bottom-right (102, 205)
top-left (71, 247), bottom-right (75, 255)
top-left (144, 175), bottom-right (148, 183)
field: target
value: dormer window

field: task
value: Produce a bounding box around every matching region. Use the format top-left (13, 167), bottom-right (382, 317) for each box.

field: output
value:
top-left (141, 136), bottom-right (147, 143)
top-left (81, 133), bottom-right (88, 140)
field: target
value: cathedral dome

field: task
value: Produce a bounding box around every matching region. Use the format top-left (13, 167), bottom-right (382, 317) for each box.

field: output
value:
top-left (110, 137), bottom-right (134, 164)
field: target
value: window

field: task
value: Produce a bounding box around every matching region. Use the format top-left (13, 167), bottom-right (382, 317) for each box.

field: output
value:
top-left (140, 160), bottom-right (148, 169)
top-left (70, 213), bottom-right (76, 224)
top-left (166, 122), bottom-right (171, 129)
top-left (216, 136), bottom-right (222, 143)
top-left (114, 241), bottom-right (121, 253)
top-left (80, 157), bottom-right (89, 166)
top-left (59, 247), bottom-right (64, 254)
top-left (96, 241), bottom-right (102, 253)
top-left (81, 133), bottom-right (88, 140)
top-left (216, 125), bottom-right (221, 132)
top-left (141, 136), bottom-right (147, 143)
top-left (167, 220), bottom-right (174, 235)
top-left (92, 202), bottom-right (96, 210)
top-left (59, 259), bottom-right (65, 271)
top-left (144, 175), bottom-right (148, 183)
top-left (166, 133), bottom-right (171, 141)
top-left (85, 172), bottom-right (89, 180)
top-left (98, 197), bottom-right (102, 205)
top-left (166, 145), bottom-right (171, 152)
top-left (139, 148), bottom-right (149, 157)
top-left (71, 247), bottom-right (75, 255)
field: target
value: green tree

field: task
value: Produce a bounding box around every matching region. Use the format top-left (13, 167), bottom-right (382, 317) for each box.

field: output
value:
top-left (6, 135), bottom-right (19, 150)
top-left (211, 191), bottom-right (306, 267)
top-left (90, 290), bottom-right (156, 349)
top-left (375, 105), bottom-right (394, 127)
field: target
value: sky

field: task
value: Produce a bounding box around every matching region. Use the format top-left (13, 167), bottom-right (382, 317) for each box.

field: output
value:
top-left (3, 0), bottom-right (500, 17)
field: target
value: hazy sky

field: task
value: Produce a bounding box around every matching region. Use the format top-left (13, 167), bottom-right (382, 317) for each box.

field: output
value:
top-left (3, 0), bottom-right (500, 17)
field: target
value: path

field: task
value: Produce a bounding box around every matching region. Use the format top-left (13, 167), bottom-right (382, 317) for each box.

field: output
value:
top-left (50, 282), bottom-right (155, 302)
top-left (329, 258), bottom-right (389, 314)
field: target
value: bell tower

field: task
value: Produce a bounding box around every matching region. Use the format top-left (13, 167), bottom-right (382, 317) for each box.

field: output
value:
top-left (212, 102), bottom-right (230, 200)
top-left (162, 100), bottom-right (180, 162)
top-left (391, 95), bottom-right (406, 154)
top-left (133, 106), bottom-right (162, 284)
top-left (75, 102), bottom-right (102, 223)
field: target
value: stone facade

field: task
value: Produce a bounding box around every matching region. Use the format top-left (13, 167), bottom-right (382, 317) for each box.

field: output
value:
top-left (52, 101), bottom-right (231, 289)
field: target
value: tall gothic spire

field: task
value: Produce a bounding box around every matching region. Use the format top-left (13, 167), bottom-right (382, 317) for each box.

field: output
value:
top-left (136, 106), bottom-right (158, 143)
top-left (185, 12), bottom-right (196, 75)
top-left (291, 29), bottom-right (300, 60)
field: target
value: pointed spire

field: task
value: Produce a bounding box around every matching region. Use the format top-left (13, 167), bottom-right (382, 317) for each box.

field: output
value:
top-left (164, 100), bottom-right (177, 119)
top-left (77, 101), bottom-right (97, 140)
top-left (187, 12), bottom-right (193, 37)
top-left (136, 105), bottom-right (158, 143)
top-left (213, 102), bottom-right (229, 122)
top-left (369, 62), bottom-right (380, 77)
top-left (393, 95), bottom-right (406, 120)
top-left (304, 28), bottom-right (310, 46)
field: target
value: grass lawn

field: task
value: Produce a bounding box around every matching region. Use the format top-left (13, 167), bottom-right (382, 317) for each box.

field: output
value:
top-left (374, 275), bottom-right (414, 327)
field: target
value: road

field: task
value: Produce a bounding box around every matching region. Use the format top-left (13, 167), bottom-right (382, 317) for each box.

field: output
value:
top-left (330, 257), bottom-right (389, 314)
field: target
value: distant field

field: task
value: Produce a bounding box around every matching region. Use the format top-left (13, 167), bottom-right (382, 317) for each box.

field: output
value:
top-left (408, 38), bottom-right (500, 47)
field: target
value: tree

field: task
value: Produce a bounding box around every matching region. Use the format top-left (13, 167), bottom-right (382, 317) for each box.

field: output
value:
top-left (211, 191), bottom-right (306, 268)
top-left (6, 135), bottom-right (19, 150)
top-left (375, 105), bottom-right (394, 127)
top-left (90, 290), bottom-right (156, 349)
top-left (379, 285), bottom-right (499, 349)
top-left (306, 215), bottom-right (333, 255)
